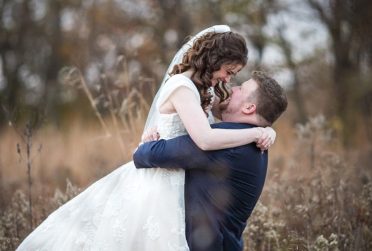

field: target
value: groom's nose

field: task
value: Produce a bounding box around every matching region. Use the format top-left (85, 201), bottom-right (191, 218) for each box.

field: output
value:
top-left (231, 86), bottom-right (239, 93)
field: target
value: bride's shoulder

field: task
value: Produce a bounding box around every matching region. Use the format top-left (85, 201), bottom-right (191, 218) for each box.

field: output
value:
top-left (156, 73), bottom-right (199, 109)
top-left (167, 73), bottom-right (193, 84)
top-left (164, 74), bottom-right (196, 91)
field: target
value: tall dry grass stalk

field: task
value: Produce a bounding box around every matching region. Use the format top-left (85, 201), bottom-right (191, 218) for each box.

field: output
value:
top-left (16, 123), bottom-right (41, 231)
top-left (58, 55), bottom-right (155, 158)
top-left (0, 119), bottom-right (43, 249)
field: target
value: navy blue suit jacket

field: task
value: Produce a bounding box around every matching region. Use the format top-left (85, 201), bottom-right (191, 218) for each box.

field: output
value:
top-left (133, 122), bottom-right (268, 251)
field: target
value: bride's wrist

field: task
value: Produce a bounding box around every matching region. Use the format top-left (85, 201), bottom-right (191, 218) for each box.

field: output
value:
top-left (255, 127), bottom-right (264, 142)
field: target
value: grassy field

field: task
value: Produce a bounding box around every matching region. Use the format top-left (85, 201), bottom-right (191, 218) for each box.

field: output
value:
top-left (0, 114), bottom-right (371, 251)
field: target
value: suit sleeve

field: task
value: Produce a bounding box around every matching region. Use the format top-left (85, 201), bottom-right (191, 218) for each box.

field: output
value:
top-left (133, 135), bottom-right (211, 170)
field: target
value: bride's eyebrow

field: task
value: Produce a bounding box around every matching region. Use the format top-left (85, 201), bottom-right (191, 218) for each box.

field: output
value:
top-left (225, 65), bottom-right (237, 72)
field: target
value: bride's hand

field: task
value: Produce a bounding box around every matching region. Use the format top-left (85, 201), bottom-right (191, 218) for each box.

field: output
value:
top-left (141, 127), bottom-right (160, 143)
top-left (256, 127), bottom-right (276, 151)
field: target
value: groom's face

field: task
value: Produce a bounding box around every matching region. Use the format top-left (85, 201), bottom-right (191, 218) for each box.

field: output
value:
top-left (223, 79), bottom-right (258, 115)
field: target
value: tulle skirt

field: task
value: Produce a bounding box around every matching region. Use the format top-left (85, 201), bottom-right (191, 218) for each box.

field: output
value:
top-left (17, 161), bottom-right (189, 251)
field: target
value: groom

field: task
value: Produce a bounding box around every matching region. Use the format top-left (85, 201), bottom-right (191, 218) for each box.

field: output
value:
top-left (134, 71), bottom-right (287, 251)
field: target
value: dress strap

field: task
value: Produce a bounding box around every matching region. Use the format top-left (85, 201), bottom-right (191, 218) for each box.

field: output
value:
top-left (156, 74), bottom-right (200, 110)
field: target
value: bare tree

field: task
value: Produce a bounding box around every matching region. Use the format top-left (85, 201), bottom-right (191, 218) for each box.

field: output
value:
top-left (306, 0), bottom-right (372, 145)
top-left (276, 25), bottom-right (308, 123)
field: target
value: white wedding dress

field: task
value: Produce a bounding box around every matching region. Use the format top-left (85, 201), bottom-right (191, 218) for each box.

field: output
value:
top-left (17, 75), bottom-right (214, 251)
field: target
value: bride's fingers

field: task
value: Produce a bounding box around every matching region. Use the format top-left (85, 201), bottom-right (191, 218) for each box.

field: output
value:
top-left (258, 144), bottom-right (267, 152)
top-left (259, 134), bottom-right (270, 145)
top-left (257, 135), bottom-right (266, 145)
top-left (258, 138), bottom-right (272, 150)
top-left (256, 142), bottom-right (266, 151)
top-left (257, 131), bottom-right (275, 150)
top-left (261, 138), bottom-right (271, 148)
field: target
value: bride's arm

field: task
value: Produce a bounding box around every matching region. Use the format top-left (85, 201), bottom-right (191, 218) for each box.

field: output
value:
top-left (168, 87), bottom-right (267, 151)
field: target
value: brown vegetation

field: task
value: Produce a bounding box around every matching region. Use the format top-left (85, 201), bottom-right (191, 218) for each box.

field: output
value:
top-left (1, 113), bottom-right (371, 250)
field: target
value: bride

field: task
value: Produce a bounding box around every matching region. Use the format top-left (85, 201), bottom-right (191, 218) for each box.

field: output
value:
top-left (17, 25), bottom-right (275, 251)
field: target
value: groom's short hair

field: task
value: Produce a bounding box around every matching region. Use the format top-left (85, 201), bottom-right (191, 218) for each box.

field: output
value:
top-left (251, 71), bottom-right (288, 124)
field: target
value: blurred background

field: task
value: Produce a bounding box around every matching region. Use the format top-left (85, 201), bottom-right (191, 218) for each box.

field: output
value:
top-left (0, 0), bottom-right (371, 250)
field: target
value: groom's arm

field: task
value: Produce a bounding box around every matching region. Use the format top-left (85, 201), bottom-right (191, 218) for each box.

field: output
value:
top-left (133, 135), bottom-right (212, 170)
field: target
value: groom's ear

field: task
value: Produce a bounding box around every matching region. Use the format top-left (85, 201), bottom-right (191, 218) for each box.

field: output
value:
top-left (242, 103), bottom-right (256, 115)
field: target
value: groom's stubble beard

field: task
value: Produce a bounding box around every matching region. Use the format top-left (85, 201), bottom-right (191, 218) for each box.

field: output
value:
top-left (218, 82), bottom-right (233, 112)
top-left (218, 98), bottom-right (230, 112)
top-left (219, 98), bottom-right (236, 122)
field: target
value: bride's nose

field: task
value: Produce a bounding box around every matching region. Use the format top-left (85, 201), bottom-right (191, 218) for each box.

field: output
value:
top-left (224, 75), bottom-right (232, 83)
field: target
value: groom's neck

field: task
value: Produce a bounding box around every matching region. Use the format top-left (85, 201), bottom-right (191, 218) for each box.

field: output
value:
top-left (222, 114), bottom-right (268, 127)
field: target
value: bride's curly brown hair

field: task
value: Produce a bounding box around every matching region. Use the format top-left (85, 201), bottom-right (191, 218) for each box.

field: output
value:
top-left (170, 31), bottom-right (248, 113)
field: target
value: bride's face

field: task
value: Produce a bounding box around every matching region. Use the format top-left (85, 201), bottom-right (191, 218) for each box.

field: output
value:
top-left (211, 64), bottom-right (243, 87)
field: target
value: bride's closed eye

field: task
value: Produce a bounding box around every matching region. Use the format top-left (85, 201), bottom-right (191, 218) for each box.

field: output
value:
top-left (227, 70), bottom-right (238, 78)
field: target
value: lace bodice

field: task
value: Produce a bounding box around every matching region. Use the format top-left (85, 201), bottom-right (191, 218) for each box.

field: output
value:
top-left (156, 74), bottom-right (215, 140)
top-left (158, 114), bottom-right (187, 140)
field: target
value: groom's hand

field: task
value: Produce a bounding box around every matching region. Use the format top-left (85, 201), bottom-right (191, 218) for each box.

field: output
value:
top-left (141, 127), bottom-right (160, 143)
top-left (133, 128), bottom-right (160, 154)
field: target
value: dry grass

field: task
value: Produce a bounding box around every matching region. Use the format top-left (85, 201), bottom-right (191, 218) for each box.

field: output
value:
top-left (1, 114), bottom-right (371, 250)
top-left (244, 115), bottom-right (372, 251)
top-left (0, 120), bottom-right (135, 189)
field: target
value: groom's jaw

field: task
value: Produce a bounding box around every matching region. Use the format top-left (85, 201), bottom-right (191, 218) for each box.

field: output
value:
top-left (220, 110), bottom-right (236, 123)
top-left (218, 99), bottom-right (230, 112)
